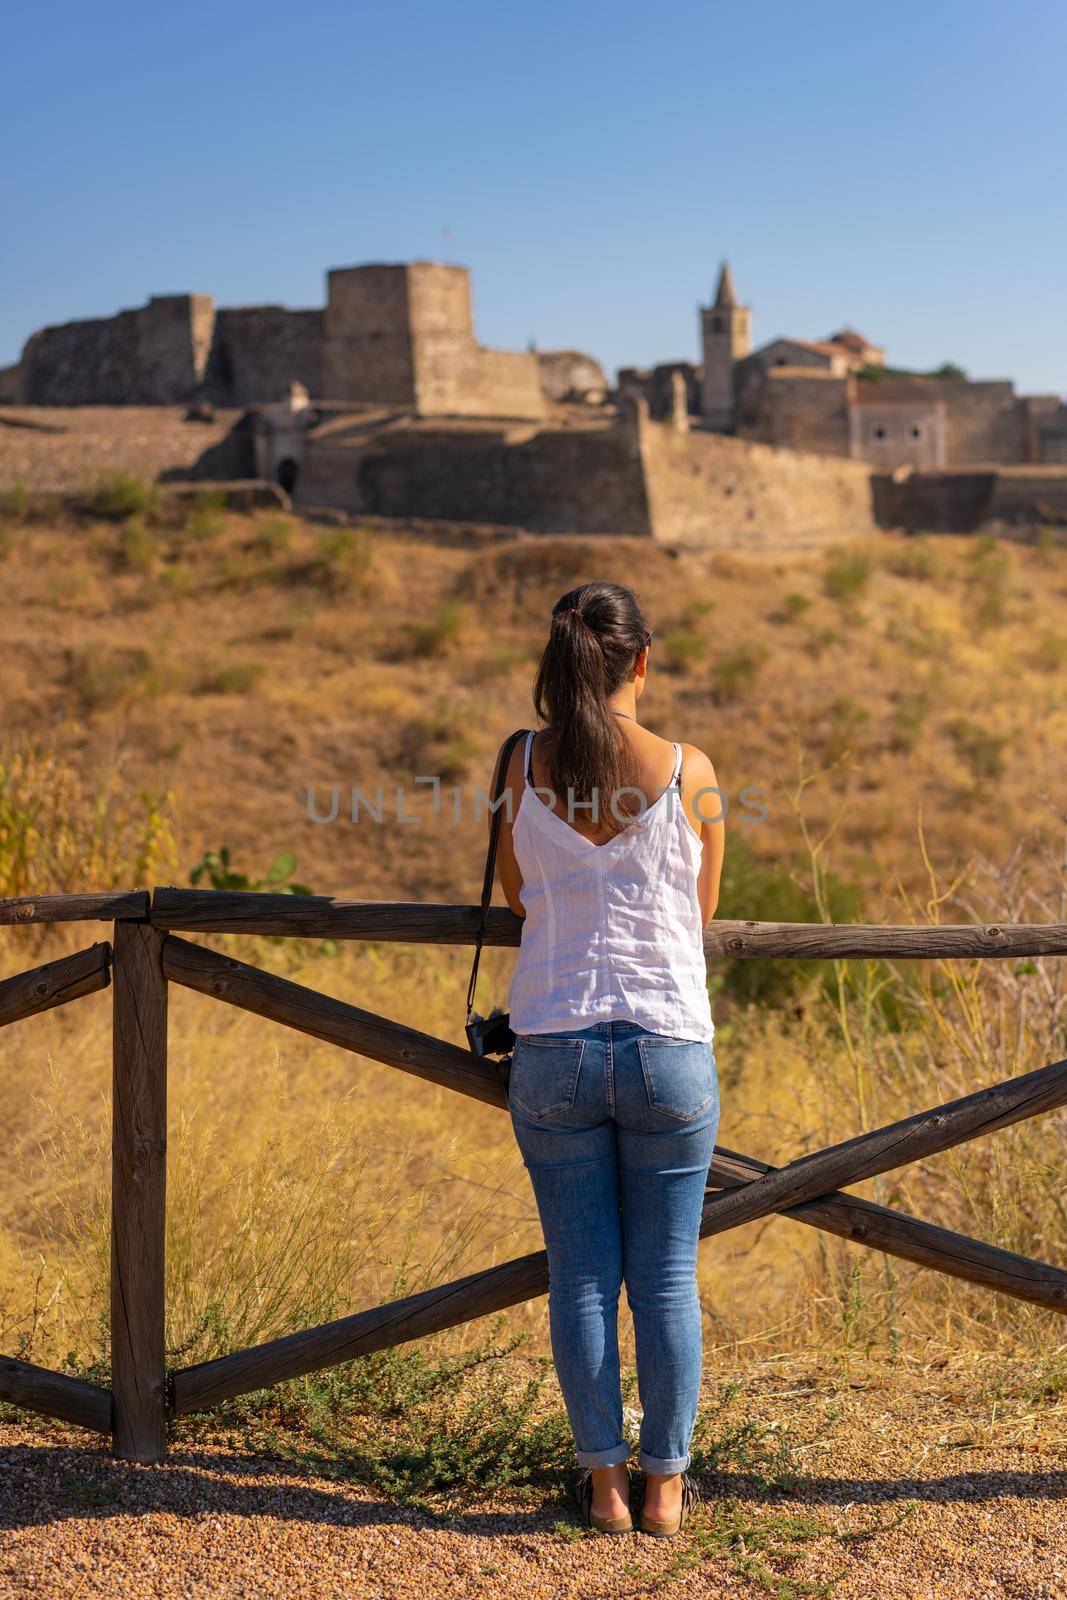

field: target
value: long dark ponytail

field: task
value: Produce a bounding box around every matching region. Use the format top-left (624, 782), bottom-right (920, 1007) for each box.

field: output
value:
top-left (532, 581), bottom-right (651, 838)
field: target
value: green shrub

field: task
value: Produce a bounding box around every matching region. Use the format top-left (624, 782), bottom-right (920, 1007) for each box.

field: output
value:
top-left (965, 535), bottom-right (1010, 627)
top-left (713, 643), bottom-right (769, 702)
top-left (251, 514), bottom-right (295, 553)
top-left (183, 487), bottom-right (228, 542)
top-left (67, 645), bottom-right (167, 711)
top-left (823, 695), bottom-right (871, 763)
top-left (1, 481), bottom-right (28, 524)
top-left (884, 538), bottom-right (941, 582)
top-left (401, 699), bottom-right (479, 782)
top-left (1028, 632), bottom-right (1066, 673)
top-left (889, 693), bottom-right (929, 754)
top-left (85, 472), bottom-right (160, 522)
top-left (119, 516), bottom-right (155, 571)
top-left (714, 835), bottom-right (862, 1010)
top-left (196, 660), bottom-right (265, 695)
top-left (304, 527), bottom-right (372, 595)
top-left (190, 846), bottom-right (312, 896)
top-left (661, 629), bottom-right (707, 673)
top-left (411, 601), bottom-right (466, 657)
top-left (948, 715), bottom-right (1006, 782)
top-left (159, 562), bottom-right (193, 595)
top-left (823, 547), bottom-right (871, 606)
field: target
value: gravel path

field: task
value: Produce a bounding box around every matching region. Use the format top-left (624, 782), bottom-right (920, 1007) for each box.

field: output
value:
top-left (1, 1357), bottom-right (1064, 1599)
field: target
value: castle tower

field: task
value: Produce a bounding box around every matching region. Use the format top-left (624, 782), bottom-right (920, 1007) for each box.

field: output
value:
top-left (700, 261), bottom-right (751, 430)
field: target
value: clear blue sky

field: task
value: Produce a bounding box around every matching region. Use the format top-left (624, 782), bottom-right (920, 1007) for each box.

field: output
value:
top-left (5, 0), bottom-right (1066, 394)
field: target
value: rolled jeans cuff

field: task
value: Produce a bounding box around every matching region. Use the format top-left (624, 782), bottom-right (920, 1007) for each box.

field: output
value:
top-left (575, 1443), bottom-right (632, 1469)
top-left (638, 1448), bottom-right (691, 1475)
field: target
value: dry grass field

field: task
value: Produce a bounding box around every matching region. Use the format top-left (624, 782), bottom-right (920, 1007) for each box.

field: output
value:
top-left (1, 481), bottom-right (1065, 1595)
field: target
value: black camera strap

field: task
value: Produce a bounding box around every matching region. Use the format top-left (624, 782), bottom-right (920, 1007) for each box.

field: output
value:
top-left (465, 726), bottom-right (531, 1027)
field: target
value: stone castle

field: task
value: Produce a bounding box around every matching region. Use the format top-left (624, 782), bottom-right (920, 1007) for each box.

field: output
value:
top-left (1, 262), bottom-right (565, 419)
top-left (2, 257), bottom-right (1065, 545)
top-left (621, 262), bottom-right (1067, 469)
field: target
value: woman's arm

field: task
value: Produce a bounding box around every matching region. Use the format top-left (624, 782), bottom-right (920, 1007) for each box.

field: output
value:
top-left (679, 743), bottom-right (725, 927)
top-left (489, 734), bottom-right (527, 919)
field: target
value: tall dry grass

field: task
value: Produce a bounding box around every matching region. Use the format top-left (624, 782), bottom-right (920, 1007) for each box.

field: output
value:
top-left (1, 780), bottom-right (1063, 1385)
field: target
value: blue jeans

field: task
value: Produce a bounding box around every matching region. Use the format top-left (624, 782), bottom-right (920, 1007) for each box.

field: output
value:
top-left (508, 1019), bottom-right (719, 1475)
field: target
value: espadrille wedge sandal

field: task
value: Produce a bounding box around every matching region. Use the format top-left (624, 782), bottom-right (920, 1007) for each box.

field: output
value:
top-left (636, 1471), bottom-right (701, 1538)
top-left (572, 1467), bottom-right (635, 1535)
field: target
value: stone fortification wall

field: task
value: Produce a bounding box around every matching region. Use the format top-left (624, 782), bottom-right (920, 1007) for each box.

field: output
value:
top-left (206, 308), bottom-right (325, 405)
top-left (298, 416), bottom-right (650, 535)
top-left (640, 422), bottom-right (875, 548)
top-left (746, 368), bottom-right (851, 457)
top-left (0, 406), bottom-right (250, 491)
top-left (293, 408), bottom-right (877, 547)
top-left (20, 296), bottom-right (215, 406)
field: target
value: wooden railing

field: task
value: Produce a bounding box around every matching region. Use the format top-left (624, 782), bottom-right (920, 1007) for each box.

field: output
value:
top-left (2, 887), bottom-right (1066, 1463)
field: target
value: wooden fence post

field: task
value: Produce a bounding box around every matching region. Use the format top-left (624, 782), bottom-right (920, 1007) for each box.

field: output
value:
top-left (111, 922), bottom-right (168, 1462)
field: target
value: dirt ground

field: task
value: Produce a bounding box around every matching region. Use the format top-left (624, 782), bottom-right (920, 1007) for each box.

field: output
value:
top-left (1, 1355), bottom-right (1064, 1600)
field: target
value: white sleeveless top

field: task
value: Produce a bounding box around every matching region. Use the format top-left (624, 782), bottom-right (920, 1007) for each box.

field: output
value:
top-left (506, 730), bottom-right (714, 1043)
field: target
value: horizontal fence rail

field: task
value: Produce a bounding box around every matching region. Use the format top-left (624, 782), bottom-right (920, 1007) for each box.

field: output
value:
top-left (0, 891), bottom-right (150, 927)
top-left (6, 884), bottom-right (1067, 959)
top-left (1, 887), bottom-right (1065, 1463)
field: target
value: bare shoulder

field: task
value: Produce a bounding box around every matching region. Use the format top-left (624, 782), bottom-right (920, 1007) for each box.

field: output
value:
top-left (678, 741), bottom-right (719, 789)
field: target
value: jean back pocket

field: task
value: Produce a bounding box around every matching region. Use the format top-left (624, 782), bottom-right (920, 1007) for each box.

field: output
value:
top-left (636, 1035), bottom-right (717, 1121)
top-left (509, 1035), bottom-right (586, 1120)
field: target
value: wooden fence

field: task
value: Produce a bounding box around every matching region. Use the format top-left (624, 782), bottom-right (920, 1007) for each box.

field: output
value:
top-left (1, 886), bottom-right (1066, 1463)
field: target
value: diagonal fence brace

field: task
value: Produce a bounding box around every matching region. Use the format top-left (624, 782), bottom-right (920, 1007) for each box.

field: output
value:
top-left (0, 942), bottom-right (112, 1028)
top-left (699, 1057), bottom-right (1067, 1240)
top-left (170, 1056), bottom-right (1067, 1414)
top-left (164, 936), bottom-right (1067, 1317)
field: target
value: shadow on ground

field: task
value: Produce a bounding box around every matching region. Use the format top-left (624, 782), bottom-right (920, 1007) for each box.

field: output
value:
top-left (1, 1440), bottom-right (1064, 1535)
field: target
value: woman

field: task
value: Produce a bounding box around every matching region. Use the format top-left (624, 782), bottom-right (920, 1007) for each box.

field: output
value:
top-left (490, 579), bottom-right (725, 1537)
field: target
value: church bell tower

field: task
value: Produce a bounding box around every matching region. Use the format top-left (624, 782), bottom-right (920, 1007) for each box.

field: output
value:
top-left (700, 261), bottom-right (751, 431)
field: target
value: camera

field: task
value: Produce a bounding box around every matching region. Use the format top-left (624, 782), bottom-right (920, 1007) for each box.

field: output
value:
top-left (465, 1006), bottom-right (515, 1059)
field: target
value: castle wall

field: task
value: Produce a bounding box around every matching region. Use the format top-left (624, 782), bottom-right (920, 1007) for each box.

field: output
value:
top-left (639, 423), bottom-right (876, 549)
top-left (206, 308), bottom-right (325, 405)
top-left (938, 381), bottom-right (1026, 464)
top-left (298, 417), bottom-right (650, 535)
top-left (870, 466), bottom-right (1067, 532)
top-left (849, 399), bottom-right (946, 467)
top-left (987, 467), bottom-right (1067, 525)
top-left (0, 406), bottom-right (249, 491)
top-left (1024, 398), bottom-right (1067, 464)
top-left (617, 363), bottom-right (700, 419)
top-left (20, 295), bottom-right (215, 406)
top-left (414, 340), bottom-right (547, 418)
top-left (870, 472), bottom-right (996, 533)
top-left (1038, 422), bottom-right (1067, 464)
top-left (746, 368), bottom-right (852, 456)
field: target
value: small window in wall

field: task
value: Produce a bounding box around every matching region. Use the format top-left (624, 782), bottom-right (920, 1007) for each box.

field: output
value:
top-left (277, 457), bottom-right (299, 494)
top-left (776, 357), bottom-right (787, 366)
top-left (873, 426), bottom-right (886, 440)
top-left (910, 426), bottom-right (922, 439)
top-left (712, 316), bottom-right (724, 334)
